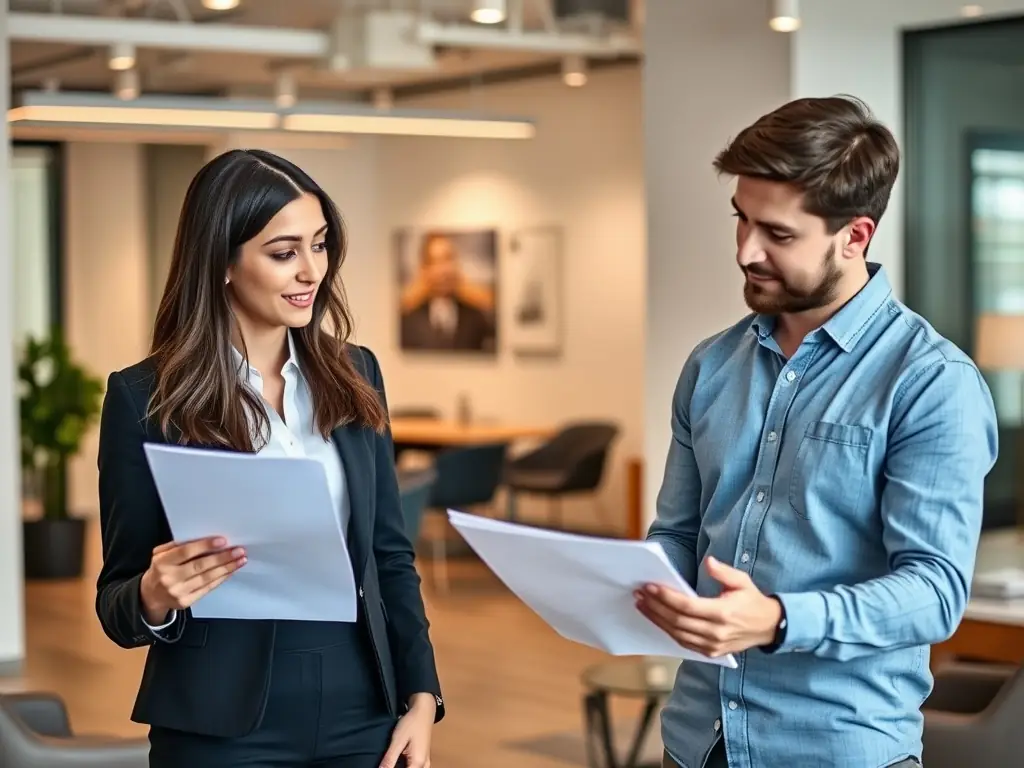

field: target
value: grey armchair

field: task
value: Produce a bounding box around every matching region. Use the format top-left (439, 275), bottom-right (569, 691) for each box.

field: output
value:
top-left (922, 661), bottom-right (1024, 767)
top-left (0, 692), bottom-right (148, 768)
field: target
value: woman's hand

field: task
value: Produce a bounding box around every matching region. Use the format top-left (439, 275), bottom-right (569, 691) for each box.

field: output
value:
top-left (379, 693), bottom-right (436, 768)
top-left (139, 536), bottom-right (246, 625)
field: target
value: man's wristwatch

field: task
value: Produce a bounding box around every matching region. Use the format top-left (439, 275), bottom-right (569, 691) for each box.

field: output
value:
top-left (760, 595), bottom-right (788, 654)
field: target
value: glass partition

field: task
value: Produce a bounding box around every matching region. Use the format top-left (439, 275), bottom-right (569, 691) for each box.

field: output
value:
top-left (11, 142), bottom-right (62, 348)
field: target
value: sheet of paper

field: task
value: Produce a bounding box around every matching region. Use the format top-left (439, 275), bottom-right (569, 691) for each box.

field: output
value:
top-left (447, 510), bottom-right (737, 668)
top-left (143, 443), bottom-right (357, 622)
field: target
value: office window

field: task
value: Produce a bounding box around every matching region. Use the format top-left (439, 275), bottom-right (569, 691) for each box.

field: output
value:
top-left (971, 145), bottom-right (1024, 425)
top-left (11, 143), bottom-right (62, 348)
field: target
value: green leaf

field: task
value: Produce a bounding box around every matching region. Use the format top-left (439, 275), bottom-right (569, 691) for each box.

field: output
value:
top-left (17, 328), bottom-right (106, 519)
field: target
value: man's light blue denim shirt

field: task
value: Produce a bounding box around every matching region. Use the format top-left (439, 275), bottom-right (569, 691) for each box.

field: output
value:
top-left (648, 264), bottom-right (998, 768)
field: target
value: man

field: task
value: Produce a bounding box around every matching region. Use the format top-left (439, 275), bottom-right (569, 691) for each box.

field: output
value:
top-left (399, 233), bottom-right (495, 352)
top-left (639, 96), bottom-right (998, 768)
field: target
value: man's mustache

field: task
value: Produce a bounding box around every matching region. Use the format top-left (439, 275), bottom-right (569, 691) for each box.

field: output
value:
top-left (743, 265), bottom-right (780, 279)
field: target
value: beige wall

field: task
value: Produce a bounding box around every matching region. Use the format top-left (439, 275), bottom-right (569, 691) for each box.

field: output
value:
top-left (63, 142), bottom-right (150, 516)
top-left (642, 0), bottom-right (791, 525)
top-left (145, 144), bottom-right (208, 322)
top-left (374, 66), bottom-right (645, 525)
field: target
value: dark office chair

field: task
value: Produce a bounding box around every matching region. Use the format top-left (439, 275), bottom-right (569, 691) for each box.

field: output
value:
top-left (0, 691), bottom-right (148, 767)
top-left (397, 466), bottom-right (437, 545)
top-left (921, 661), bottom-right (1024, 767)
top-left (424, 442), bottom-right (508, 592)
top-left (503, 421), bottom-right (619, 526)
top-left (390, 407), bottom-right (443, 463)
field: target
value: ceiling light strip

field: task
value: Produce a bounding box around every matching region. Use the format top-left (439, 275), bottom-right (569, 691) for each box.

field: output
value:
top-left (280, 113), bottom-right (534, 139)
top-left (8, 105), bottom-right (279, 130)
top-left (7, 92), bottom-right (536, 140)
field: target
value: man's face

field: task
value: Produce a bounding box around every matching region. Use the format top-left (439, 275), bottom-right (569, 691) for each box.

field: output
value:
top-left (731, 176), bottom-right (845, 315)
top-left (422, 236), bottom-right (459, 297)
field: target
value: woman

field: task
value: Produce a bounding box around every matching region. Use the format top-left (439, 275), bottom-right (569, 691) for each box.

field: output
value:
top-left (95, 148), bottom-right (443, 768)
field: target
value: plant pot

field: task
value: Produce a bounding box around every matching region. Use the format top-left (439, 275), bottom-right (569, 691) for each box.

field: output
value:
top-left (22, 517), bottom-right (87, 580)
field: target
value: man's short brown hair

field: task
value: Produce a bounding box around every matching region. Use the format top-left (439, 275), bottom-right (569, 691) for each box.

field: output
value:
top-left (713, 95), bottom-right (900, 235)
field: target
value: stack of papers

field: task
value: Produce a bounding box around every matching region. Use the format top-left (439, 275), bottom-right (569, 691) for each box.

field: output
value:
top-left (973, 567), bottom-right (1024, 600)
top-left (447, 509), bottom-right (737, 668)
top-left (144, 443), bottom-right (358, 622)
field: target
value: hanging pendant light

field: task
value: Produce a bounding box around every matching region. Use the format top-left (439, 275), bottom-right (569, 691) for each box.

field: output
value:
top-left (471, 0), bottom-right (507, 25)
top-left (769, 0), bottom-right (800, 32)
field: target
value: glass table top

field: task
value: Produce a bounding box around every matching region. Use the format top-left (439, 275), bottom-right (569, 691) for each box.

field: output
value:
top-left (580, 656), bottom-right (682, 696)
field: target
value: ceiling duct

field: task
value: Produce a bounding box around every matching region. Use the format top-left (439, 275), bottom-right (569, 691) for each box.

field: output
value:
top-left (553, 0), bottom-right (631, 31)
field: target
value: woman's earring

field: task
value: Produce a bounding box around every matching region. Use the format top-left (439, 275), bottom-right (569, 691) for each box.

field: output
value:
top-left (224, 277), bottom-right (230, 285)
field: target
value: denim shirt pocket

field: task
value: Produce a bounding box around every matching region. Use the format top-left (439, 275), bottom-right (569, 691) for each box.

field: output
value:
top-left (788, 421), bottom-right (872, 520)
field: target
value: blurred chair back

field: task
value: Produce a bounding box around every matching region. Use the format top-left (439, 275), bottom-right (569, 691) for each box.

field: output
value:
top-left (427, 442), bottom-right (508, 509)
top-left (397, 466), bottom-right (436, 543)
top-left (0, 691), bottom-right (149, 767)
top-left (507, 422), bottom-right (619, 492)
top-left (923, 661), bottom-right (1024, 767)
top-left (421, 442), bottom-right (508, 593)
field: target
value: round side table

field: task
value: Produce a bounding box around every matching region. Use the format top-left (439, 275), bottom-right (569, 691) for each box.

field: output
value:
top-left (580, 655), bottom-right (681, 768)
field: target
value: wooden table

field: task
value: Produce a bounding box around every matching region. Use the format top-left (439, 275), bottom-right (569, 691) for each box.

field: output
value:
top-left (932, 529), bottom-right (1024, 668)
top-left (389, 417), bottom-right (554, 449)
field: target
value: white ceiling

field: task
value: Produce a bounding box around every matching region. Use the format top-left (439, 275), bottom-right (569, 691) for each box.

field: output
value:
top-left (9, 0), bottom-right (642, 101)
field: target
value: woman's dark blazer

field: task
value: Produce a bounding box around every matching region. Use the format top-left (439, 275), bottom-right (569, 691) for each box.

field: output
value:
top-left (94, 343), bottom-right (444, 739)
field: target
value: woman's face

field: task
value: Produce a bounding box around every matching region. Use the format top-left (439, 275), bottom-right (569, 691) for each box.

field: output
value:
top-left (226, 192), bottom-right (329, 333)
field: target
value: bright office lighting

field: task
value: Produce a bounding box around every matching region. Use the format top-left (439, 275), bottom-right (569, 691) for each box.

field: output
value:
top-left (114, 70), bottom-right (140, 100)
top-left (562, 55), bottom-right (587, 88)
top-left (281, 112), bottom-right (534, 140)
top-left (7, 92), bottom-right (536, 140)
top-left (201, 0), bottom-right (240, 9)
top-left (471, 0), bottom-right (507, 25)
top-left (769, 0), bottom-right (801, 32)
top-left (108, 42), bottom-right (135, 71)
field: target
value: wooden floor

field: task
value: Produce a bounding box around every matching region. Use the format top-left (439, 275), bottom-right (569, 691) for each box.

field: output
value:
top-left (2, 519), bottom-right (654, 767)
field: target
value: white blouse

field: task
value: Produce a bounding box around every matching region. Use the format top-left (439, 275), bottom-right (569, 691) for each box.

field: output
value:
top-left (145, 332), bottom-right (350, 632)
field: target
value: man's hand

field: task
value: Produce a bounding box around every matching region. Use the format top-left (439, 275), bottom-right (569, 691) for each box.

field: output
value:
top-left (635, 556), bottom-right (782, 657)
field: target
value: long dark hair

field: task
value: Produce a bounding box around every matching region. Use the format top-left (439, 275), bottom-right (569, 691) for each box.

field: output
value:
top-left (149, 148), bottom-right (387, 450)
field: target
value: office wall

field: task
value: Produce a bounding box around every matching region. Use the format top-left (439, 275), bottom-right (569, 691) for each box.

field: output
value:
top-left (641, 0), bottom-right (791, 526)
top-left (375, 66), bottom-right (645, 523)
top-left (0, 2), bottom-right (26, 673)
top-left (792, 0), bottom-right (1024, 305)
top-left (63, 142), bottom-right (150, 516)
top-left (145, 144), bottom-right (208, 323)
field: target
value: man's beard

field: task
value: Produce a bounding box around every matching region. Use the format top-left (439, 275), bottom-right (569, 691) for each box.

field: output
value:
top-left (742, 242), bottom-right (842, 314)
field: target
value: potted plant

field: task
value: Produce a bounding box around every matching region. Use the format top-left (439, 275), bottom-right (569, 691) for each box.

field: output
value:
top-left (18, 330), bottom-right (104, 580)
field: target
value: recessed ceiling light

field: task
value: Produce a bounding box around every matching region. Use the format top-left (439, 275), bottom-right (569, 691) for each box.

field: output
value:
top-left (961, 4), bottom-right (984, 16)
top-left (202, 0), bottom-right (240, 10)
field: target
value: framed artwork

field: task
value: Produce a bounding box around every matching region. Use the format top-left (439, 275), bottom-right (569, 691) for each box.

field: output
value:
top-left (393, 227), bottom-right (498, 354)
top-left (506, 225), bottom-right (563, 356)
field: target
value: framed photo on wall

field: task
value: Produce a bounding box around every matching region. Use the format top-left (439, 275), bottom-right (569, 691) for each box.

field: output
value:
top-left (394, 227), bottom-right (498, 354)
top-left (506, 225), bottom-right (563, 356)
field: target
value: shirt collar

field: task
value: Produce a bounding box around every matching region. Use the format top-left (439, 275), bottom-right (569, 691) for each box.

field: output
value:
top-left (751, 262), bottom-right (893, 353)
top-left (230, 331), bottom-right (302, 391)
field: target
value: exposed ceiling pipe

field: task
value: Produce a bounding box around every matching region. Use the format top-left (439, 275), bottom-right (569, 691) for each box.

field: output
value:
top-left (8, 11), bottom-right (330, 58)
top-left (7, 10), bottom-right (640, 60)
top-left (415, 20), bottom-right (639, 56)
